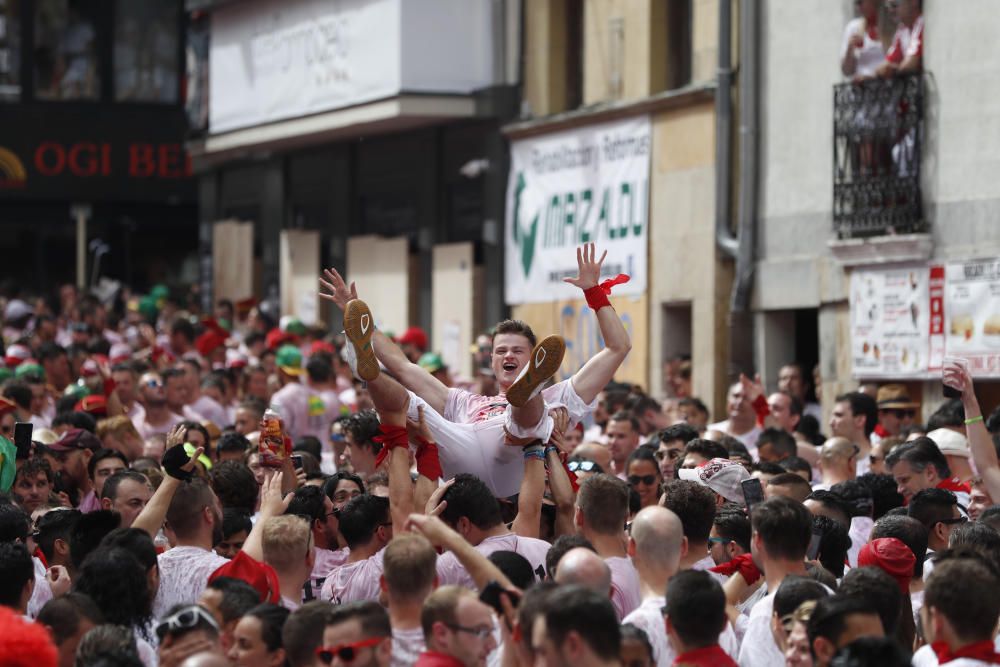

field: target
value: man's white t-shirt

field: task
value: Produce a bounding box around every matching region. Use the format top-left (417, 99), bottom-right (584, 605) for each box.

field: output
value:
top-left (606, 556), bottom-right (643, 621)
top-left (391, 627), bottom-right (426, 667)
top-left (154, 546), bottom-right (229, 620)
top-left (737, 591), bottom-right (785, 667)
top-left (436, 533), bottom-right (550, 588)
top-left (707, 420), bottom-right (761, 458)
top-left (623, 596), bottom-right (740, 667)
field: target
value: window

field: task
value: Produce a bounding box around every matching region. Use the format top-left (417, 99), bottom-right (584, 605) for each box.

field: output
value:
top-left (114, 0), bottom-right (177, 102)
top-left (0, 0), bottom-right (20, 101)
top-left (666, 0), bottom-right (692, 89)
top-left (34, 0), bottom-right (101, 100)
top-left (563, 0), bottom-right (583, 110)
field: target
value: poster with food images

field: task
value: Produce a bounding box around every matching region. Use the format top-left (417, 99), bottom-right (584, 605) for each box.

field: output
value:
top-left (944, 259), bottom-right (1000, 376)
top-left (850, 266), bottom-right (930, 377)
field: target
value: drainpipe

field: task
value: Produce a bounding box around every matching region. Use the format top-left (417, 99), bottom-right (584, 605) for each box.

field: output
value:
top-left (716, 0), bottom-right (759, 378)
top-left (715, 0), bottom-right (737, 260)
top-left (732, 0), bottom-right (758, 315)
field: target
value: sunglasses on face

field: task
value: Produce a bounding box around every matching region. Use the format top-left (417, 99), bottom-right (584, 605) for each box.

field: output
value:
top-left (628, 474), bottom-right (658, 487)
top-left (568, 460), bottom-right (598, 473)
top-left (145, 379), bottom-right (163, 388)
top-left (154, 605), bottom-right (219, 643)
top-left (315, 637), bottom-right (383, 664)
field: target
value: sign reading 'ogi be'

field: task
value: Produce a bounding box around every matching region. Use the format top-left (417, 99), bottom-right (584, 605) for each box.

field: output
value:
top-left (504, 116), bottom-right (650, 305)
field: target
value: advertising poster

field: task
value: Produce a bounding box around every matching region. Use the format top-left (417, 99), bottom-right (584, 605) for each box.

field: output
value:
top-left (504, 116), bottom-right (650, 305)
top-left (944, 259), bottom-right (1000, 376)
top-left (850, 266), bottom-right (931, 377)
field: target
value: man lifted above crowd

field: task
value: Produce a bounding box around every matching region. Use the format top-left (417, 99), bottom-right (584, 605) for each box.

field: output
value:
top-left (319, 243), bottom-right (631, 497)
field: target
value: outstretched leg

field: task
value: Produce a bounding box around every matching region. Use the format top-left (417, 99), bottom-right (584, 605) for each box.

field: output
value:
top-left (343, 299), bottom-right (409, 421)
top-left (506, 334), bottom-right (566, 438)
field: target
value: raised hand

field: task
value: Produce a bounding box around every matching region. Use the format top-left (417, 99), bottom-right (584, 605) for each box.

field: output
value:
top-left (165, 423), bottom-right (186, 448)
top-left (943, 358), bottom-right (974, 400)
top-left (563, 243), bottom-right (607, 291)
top-left (318, 268), bottom-right (359, 311)
top-left (424, 477), bottom-right (454, 516)
top-left (739, 372), bottom-right (765, 403)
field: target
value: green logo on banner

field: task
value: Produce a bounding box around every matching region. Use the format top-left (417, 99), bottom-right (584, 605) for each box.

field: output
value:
top-left (513, 172), bottom-right (539, 279)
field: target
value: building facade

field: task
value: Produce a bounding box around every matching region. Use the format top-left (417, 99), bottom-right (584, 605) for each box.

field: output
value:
top-left (191, 0), bottom-right (520, 379)
top-left (0, 0), bottom-right (195, 292)
top-left (755, 0), bottom-right (1000, 420)
top-left (510, 0), bottom-right (740, 416)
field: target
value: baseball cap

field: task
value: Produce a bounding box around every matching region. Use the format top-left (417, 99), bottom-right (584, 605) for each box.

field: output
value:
top-left (928, 428), bottom-right (970, 458)
top-left (48, 428), bottom-right (102, 453)
top-left (109, 343), bottom-right (133, 364)
top-left (4, 299), bottom-right (34, 322)
top-left (4, 344), bottom-right (32, 368)
top-left (276, 345), bottom-right (305, 376)
top-left (14, 362), bottom-right (44, 380)
top-left (678, 457), bottom-right (751, 505)
top-left (208, 550), bottom-right (281, 604)
top-left (74, 395), bottom-right (108, 417)
top-left (265, 328), bottom-right (297, 351)
top-left (418, 352), bottom-right (446, 374)
top-left (397, 327), bottom-right (428, 352)
top-left (0, 397), bottom-right (15, 417)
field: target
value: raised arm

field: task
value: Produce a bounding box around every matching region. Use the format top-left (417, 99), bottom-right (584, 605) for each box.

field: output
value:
top-left (319, 267), bottom-right (449, 414)
top-left (546, 427), bottom-right (578, 538)
top-left (564, 244), bottom-right (632, 405)
top-left (946, 361), bottom-right (1000, 501)
top-left (242, 470), bottom-right (293, 563)
top-left (132, 429), bottom-right (197, 537)
top-left (406, 513), bottom-right (514, 591)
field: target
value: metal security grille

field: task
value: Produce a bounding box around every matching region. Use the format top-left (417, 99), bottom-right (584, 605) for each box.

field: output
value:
top-left (833, 73), bottom-right (924, 239)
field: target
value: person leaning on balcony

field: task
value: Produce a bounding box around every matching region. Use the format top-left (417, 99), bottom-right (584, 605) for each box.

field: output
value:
top-left (841, 0), bottom-right (887, 80)
top-left (877, 0), bottom-right (923, 77)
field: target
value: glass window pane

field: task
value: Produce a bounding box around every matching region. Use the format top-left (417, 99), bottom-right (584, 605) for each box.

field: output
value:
top-left (0, 0), bottom-right (21, 101)
top-left (34, 0), bottom-right (101, 100)
top-left (115, 0), bottom-right (177, 103)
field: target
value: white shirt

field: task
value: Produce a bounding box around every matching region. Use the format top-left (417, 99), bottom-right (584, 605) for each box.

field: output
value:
top-left (707, 420), bottom-right (761, 459)
top-left (737, 591), bottom-right (785, 667)
top-left (624, 595), bottom-right (740, 667)
top-left (27, 556), bottom-right (52, 618)
top-left (320, 550), bottom-right (385, 604)
top-left (606, 556), bottom-right (643, 621)
top-left (188, 394), bottom-right (229, 429)
top-left (841, 16), bottom-right (887, 78)
top-left (912, 638), bottom-right (1000, 667)
top-left (691, 555), bottom-right (728, 585)
top-left (391, 627), bottom-right (426, 667)
top-left (847, 516), bottom-right (874, 568)
top-left (153, 545), bottom-right (229, 620)
top-left (436, 533), bottom-right (550, 589)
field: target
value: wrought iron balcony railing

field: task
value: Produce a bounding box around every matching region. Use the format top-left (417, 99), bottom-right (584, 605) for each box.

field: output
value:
top-left (833, 73), bottom-right (923, 239)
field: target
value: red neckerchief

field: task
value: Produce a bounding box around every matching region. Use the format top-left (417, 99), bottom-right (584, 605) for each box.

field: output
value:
top-left (874, 423), bottom-right (890, 438)
top-left (33, 547), bottom-right (48, 569)
top-left (937, 477), bottom-right (971, 494)
top-left (932, 640), bottom-right (1000, 665)
top-left (673, 644), bottom-right (738, 667)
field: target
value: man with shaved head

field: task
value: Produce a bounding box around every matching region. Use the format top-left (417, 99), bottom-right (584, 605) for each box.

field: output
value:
top-left (623, 506), bottom-right (741, 666)
top-left (554, 547), bottom-right (612, 598)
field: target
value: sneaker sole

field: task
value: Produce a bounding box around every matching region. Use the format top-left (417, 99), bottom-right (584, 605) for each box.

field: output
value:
top-left (344, 299), bottom-right (380, 382)
top-left (506, 335), bottom-right (566, 408)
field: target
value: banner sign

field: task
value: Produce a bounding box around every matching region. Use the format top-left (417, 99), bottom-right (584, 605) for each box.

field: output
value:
top-left (851, 259), bottom-right (1000, 378)
top-left (209, 0), bottom-right (493, 134)
top-left (944, 259), bottom-right (1000, 375)
top-left (504, 116), bottom-right (650, 305)
top-left (850, 266), bottom-right (931, 377)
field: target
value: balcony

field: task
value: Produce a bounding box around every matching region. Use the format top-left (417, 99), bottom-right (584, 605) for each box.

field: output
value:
top-left (833, 73), bottom-right (924, 239)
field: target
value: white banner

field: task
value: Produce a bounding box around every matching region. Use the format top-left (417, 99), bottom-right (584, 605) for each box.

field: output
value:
top-left (504, 116), bottom-right (650, 305)
top-left (850, 266), bottom-right (931, 377)
top-left (209, 0), bottom-right (493, 134)
top-left (944, 259), bottom-right (1000, 376)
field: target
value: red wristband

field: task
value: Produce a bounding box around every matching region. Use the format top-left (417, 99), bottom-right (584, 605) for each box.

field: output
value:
top-left (415, 438), bottom-right (443, 481)
top-left (752, 395), bottom-right (770, 426)
top-left (584, 285), bottom-right (611, 311)
top-left (372, 425), bottom-right (409, 469)
top-left (102, 376), bottom-right (116, 398)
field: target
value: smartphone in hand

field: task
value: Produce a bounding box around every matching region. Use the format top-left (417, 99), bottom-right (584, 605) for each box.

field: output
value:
top-left (741, 478), bottom-right (765, 514)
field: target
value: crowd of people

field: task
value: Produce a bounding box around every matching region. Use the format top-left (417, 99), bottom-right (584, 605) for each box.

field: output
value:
top-left (1, 242), bottom-right (999, 667)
